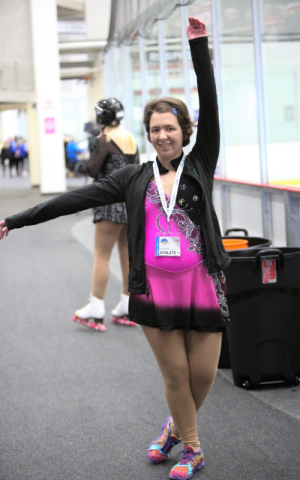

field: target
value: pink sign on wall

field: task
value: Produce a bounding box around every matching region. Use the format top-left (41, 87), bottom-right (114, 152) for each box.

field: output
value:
top-left (45, 117), bottom-right (55, 134)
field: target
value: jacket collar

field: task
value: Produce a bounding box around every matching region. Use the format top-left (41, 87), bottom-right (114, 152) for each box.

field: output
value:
top-left (156, 151), bottom-right (184, 174)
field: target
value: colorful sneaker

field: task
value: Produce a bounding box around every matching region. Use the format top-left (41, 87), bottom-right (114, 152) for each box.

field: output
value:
top-left (147, 417), bottom-right (182, 464)
top-left (169, 447), bottom-right (205, 479)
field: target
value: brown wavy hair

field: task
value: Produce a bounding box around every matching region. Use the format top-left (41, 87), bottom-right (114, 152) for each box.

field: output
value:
top-left (143, 97), bottom-right (196, 147)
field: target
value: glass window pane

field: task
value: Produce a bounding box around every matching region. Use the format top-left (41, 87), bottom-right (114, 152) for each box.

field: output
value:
top-left (218, 0), bottom-right (260, 182)
top-left (129, 40), bottom-right (146, 153)
top-left (164, 8), bottom-right (185, 102)
top-left (143, 24), bottom-right (161, 158)
top-left (188, 1), bottom-right (261, 182)
top-left (112, 47), bottom-right (122, 101)
top-left (261, 0), bottom-right (300, 188)
top-left (145, 24), bottom-right (161, 99)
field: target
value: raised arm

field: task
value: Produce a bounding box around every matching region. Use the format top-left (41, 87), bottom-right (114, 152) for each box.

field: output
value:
top-left (0, 168), bottom-right (127, 238)
top-left (187, 18), bottom-right (220, 177)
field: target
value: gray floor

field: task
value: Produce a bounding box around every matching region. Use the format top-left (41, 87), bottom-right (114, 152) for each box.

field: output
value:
top-left (1, 177), bottom-right (300, 480)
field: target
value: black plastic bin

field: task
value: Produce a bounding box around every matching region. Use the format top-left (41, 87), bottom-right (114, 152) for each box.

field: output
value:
top-left (218, 330), bottom-right (231, 368)
top-left (218, 229), bottom-right (271, 368)
top-left (225, 248), bottom-right (300, 388)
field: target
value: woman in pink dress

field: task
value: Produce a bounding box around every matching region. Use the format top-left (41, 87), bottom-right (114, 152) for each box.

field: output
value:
top-left (0, 17), bottom-right (230, 480)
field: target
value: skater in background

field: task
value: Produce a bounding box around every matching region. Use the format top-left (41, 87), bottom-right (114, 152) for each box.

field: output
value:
top-left (73, 98), bottom-right (139, 331)
top-left (1, 18), bottom-right (230, 480)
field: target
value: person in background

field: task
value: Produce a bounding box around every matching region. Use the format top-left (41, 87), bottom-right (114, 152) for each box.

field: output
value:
top-left (73, 98), bottom-right (139, 330)
top-left (66, 138), bottom-right (84, 172)
top-left (15, 139), bottom-right (28, 176)
top-left (0, 18), bottom-right (230, 479)
top-left (9, 137), bottom-right (17, 177)
top-left (1, 141), bottom-right (12, 177)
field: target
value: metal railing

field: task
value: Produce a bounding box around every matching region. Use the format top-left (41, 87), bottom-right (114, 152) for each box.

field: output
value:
top-left (0, 59), bottom-right (35, 91)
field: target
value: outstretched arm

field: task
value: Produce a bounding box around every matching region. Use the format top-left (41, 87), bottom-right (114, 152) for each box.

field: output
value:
top-left (187, 17), bottom-right (220, 177)
top-left (0, 167), bottom-right (128, 239)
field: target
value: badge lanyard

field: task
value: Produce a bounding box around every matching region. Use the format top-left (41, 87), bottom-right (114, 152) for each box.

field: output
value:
top-left (153, 155), bottom-right (185, 234)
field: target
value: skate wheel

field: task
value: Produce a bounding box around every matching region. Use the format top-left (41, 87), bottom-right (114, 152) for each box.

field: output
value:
top-left (72, 316), bottom-right (106, 331)
top-left (111, 315), bottom-right (137, 327)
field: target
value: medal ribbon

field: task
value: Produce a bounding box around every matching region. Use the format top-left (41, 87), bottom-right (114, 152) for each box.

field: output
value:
top-left (153, 155), bottom-right (185, 231)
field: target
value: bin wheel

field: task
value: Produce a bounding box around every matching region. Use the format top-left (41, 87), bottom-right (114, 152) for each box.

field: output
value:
top-left (242, 380), bottom-right (250, 390)
top-left (295, 376), bottom-right (300, 386)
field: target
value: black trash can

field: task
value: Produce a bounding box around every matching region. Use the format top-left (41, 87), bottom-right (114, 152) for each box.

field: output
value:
top-left (225, 248), bottom-right (300, 388)
top-left (218, 229), bottom-right (271, 368)
top-left (218, 330), bottom-right (231, 368)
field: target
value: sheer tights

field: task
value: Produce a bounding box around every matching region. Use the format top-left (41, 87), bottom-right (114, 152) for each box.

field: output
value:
top-left (141, 326), bottom-right (222, 450)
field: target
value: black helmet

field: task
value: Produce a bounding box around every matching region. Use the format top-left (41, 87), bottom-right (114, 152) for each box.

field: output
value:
top-left (94, 98), bottom-right (124, 126)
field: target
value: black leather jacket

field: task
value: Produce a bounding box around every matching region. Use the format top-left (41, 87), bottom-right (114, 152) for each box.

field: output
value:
top-left (5, 37), bottom-right (231, 294)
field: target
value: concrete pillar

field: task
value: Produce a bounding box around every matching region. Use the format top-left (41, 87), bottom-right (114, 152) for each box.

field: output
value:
top-left (30, 0), bottom-right (66, 194)
top-left (26, 104), bottom-right (40, 187)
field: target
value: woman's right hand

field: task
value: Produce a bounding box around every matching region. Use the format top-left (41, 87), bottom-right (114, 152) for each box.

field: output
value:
top-left (0, 220), bottom-right (9, 240)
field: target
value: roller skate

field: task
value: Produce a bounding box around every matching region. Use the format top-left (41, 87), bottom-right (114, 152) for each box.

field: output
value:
top-left (169, 447), bottom-right (204, 479)
top-left (111, 293), bottom-right (136, 326)
top-left (147, 417), bottom-right (182, 464)
top-left (73, 295), bottom-right (106, 331)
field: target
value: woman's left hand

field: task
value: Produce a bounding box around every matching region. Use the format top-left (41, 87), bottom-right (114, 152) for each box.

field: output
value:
top-left (186, 17), bottom-right (207, 40)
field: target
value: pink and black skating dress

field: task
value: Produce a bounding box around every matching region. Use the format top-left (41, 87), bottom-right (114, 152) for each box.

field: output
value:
top-left (129, 155), bottom-right (229, 332)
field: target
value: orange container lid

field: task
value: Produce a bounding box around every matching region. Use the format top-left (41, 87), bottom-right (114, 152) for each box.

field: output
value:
top-left (222, 238), bottom-right (249, 251)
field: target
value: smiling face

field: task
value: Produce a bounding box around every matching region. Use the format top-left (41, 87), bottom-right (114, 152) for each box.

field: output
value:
top-left (149, 112), bottom-right (183, 163)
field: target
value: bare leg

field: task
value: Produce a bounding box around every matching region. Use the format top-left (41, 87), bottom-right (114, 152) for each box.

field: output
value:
top-left (92, 220), bottom-right (125, 299)
top-left (141, 326), bottom-right (200, 450)
top-left (117, 225), bottom-right (129, 295)
top-left (184, 331), bottom-right (222, 411)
